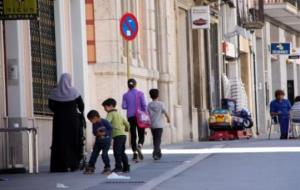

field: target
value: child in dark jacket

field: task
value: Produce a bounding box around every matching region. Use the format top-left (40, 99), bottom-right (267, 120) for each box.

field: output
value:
top-left (102, 98), bottom-right (130, 173)
top-left (84, 110), bottom-right (112, 175)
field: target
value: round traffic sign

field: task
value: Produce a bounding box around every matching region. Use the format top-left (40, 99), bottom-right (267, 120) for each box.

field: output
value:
top-left (120, 13), bottom-right (139, 41)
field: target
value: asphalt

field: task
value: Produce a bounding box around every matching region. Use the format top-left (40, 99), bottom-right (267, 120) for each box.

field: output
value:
top-left (155, 139), bottom-right (300, 190)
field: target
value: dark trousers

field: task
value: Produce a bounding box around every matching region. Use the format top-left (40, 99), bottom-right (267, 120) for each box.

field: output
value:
top-left (113, 135), bottom-right (129, 170)
top-left (151, 128), bottom-right (163, 156)
top-left (279, 116), bottom-right (289, 139)
top-left (88, 137), bottom-right (111, 169)
top-left (128, 116), bottom-right (145, 152)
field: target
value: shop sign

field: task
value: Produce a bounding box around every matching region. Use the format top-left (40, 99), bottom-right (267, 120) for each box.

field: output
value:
top-left (222, 41), bottom-right (236, 58)
top-left (288, 48), bottom-right (300, 60)
top-left (0, 0), bottom-right (38, 20)
top-left (191, 6), bottom-right (210, 29)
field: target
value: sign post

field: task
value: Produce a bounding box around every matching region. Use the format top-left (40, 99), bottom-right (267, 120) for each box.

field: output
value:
top-left (120, 12), bottom-right (139, 79)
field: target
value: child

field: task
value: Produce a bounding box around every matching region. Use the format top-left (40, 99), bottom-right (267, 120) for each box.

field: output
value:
top-left (84, 110), bottom-right (112, 174)
top-left (148, 89), bottom-right (170, 160)
top-left (102, 98), bottom-right (130, 173)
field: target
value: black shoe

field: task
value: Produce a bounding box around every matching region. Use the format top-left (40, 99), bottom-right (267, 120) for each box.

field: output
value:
top-left (132, 153), bottom-right (138, 162)
top-left (111, 168), bottom-right (123, 173)
top-left (123, 165), bottom-right (130, 173)
top-left (153, 154), bottom-right (159, 160)
top-left (137, 144), bottom-right (144, 160)
top-left (84, 166), bottom-right (95, 174)
top-left (158, 151), bottom-right (162, 159)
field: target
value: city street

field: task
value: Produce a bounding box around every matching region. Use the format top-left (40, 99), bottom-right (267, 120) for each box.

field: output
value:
top-left (1, 138), bottom-right (300, 190)
top-left (1, 0), bottom-right (300, 189)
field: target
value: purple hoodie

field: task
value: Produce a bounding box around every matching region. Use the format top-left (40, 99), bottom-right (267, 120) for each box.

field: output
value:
top-left (122, 88), bottom-right (147, 118)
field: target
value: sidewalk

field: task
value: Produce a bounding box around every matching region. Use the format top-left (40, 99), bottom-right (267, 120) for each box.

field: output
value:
top-left (0, 141), bottom-right (223, 190)
top-left (1, 138), bottom-right (291, 190)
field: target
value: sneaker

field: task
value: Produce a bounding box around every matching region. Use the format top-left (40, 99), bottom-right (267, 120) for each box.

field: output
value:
top-left (83, 166), bottom-right (95, 174)
top-left (101, 167), bottom-right (111, 175)
top-left (137, 144), bottom-right (144, 160)
top-left (111, 168), bottom-right (123, 173)
top-left (132, 153), bottom-right (138, 162)
top-left (123, 165), bottom-right (130, 173)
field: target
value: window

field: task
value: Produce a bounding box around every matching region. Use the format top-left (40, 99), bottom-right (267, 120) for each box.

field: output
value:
top-left (30, 0), bottom-right (57, 115)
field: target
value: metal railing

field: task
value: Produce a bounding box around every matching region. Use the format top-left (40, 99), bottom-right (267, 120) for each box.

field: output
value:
top-left (0, 125), bottom-right (39, 174)
top-left (265, 0), bottom-right (299, 9)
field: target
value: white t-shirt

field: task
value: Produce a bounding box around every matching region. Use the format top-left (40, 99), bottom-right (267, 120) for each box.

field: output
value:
top-left (147, 100), bottom-right (167, 129)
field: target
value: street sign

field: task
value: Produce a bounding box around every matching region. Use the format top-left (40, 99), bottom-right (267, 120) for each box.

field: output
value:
top-left (0, 0), bottom-right (38, 20)
top-left (120, 13), bottom-right (139, 41)
top-left (271, 43), bottom-right (291, 55)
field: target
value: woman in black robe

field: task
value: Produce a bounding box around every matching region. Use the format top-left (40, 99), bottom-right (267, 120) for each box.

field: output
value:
top-left (48, 73), bottom-right (85, 172)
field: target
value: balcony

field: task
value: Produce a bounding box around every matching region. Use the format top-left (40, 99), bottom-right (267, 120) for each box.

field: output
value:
top-left (264, 0), bottom-right (300, 31)
top-left (241, 0), bottom-right (265, 30)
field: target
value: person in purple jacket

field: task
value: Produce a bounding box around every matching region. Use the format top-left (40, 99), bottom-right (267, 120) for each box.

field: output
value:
top-left (122, 79), bottom-right (147, 162)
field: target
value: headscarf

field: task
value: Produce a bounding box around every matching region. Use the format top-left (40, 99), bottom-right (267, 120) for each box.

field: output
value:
top-left (49, 73), bottom-right (80, 102)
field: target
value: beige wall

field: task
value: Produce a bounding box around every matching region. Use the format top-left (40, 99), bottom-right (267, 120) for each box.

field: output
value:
top-left (87, 0), bottom-right (201, 146)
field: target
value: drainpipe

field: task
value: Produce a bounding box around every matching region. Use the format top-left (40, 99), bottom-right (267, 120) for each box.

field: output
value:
top-left (252, 48), bottom-right (260, 135)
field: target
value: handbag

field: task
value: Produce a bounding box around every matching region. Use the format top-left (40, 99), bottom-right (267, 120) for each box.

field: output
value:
top-left (135, 91), bottom-right (151, 128)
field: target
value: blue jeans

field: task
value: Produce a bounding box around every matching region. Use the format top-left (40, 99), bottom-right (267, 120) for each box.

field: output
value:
top-left (88, 137), bottom-right (111, 168)
top-left (279, 116), bottom-right (289, 139)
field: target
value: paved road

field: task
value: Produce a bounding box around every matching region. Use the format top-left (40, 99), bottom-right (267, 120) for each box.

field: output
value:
top-left (1, 139), bottom-right (300, 190)
top-left (155, 140), bottom-right (300, 190)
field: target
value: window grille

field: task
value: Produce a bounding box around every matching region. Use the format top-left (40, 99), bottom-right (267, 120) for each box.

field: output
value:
top-left (30, 0), bottom-right (56, 115)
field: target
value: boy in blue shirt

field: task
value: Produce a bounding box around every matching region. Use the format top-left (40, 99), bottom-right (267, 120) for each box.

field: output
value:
top-left (270, 90), bottom-right (291, 139)
top-left (84, 110), bottom-right (112, 174)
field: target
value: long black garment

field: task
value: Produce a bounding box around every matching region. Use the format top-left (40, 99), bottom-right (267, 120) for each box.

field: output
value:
top-left (48, 96), bottom-right (84, 172)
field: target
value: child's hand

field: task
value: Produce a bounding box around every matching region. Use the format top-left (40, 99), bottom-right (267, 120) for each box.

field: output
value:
top-left (96, 131), bottom-right (105, 137)
top-left (167, 118), bottom-right (171, 123)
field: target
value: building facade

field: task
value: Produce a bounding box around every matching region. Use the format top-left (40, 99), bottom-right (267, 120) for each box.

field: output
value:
top-left (0, 0), bottom-right (88, 167)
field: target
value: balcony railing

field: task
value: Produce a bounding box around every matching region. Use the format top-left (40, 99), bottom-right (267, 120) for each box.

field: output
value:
top-left (265, 0), bottom-right (300, 10)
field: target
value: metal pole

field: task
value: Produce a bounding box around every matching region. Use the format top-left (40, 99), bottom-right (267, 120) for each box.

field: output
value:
top-left (127, 41), bottom-right (131, 79)
top-left (127, 0), bottom-right (131, 79)
top-left (27, 131), bottom-right (33, 174)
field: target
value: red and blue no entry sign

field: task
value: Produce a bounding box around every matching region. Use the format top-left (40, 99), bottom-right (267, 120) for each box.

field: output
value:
top-left (120, 13), bottom-right (139, 41)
